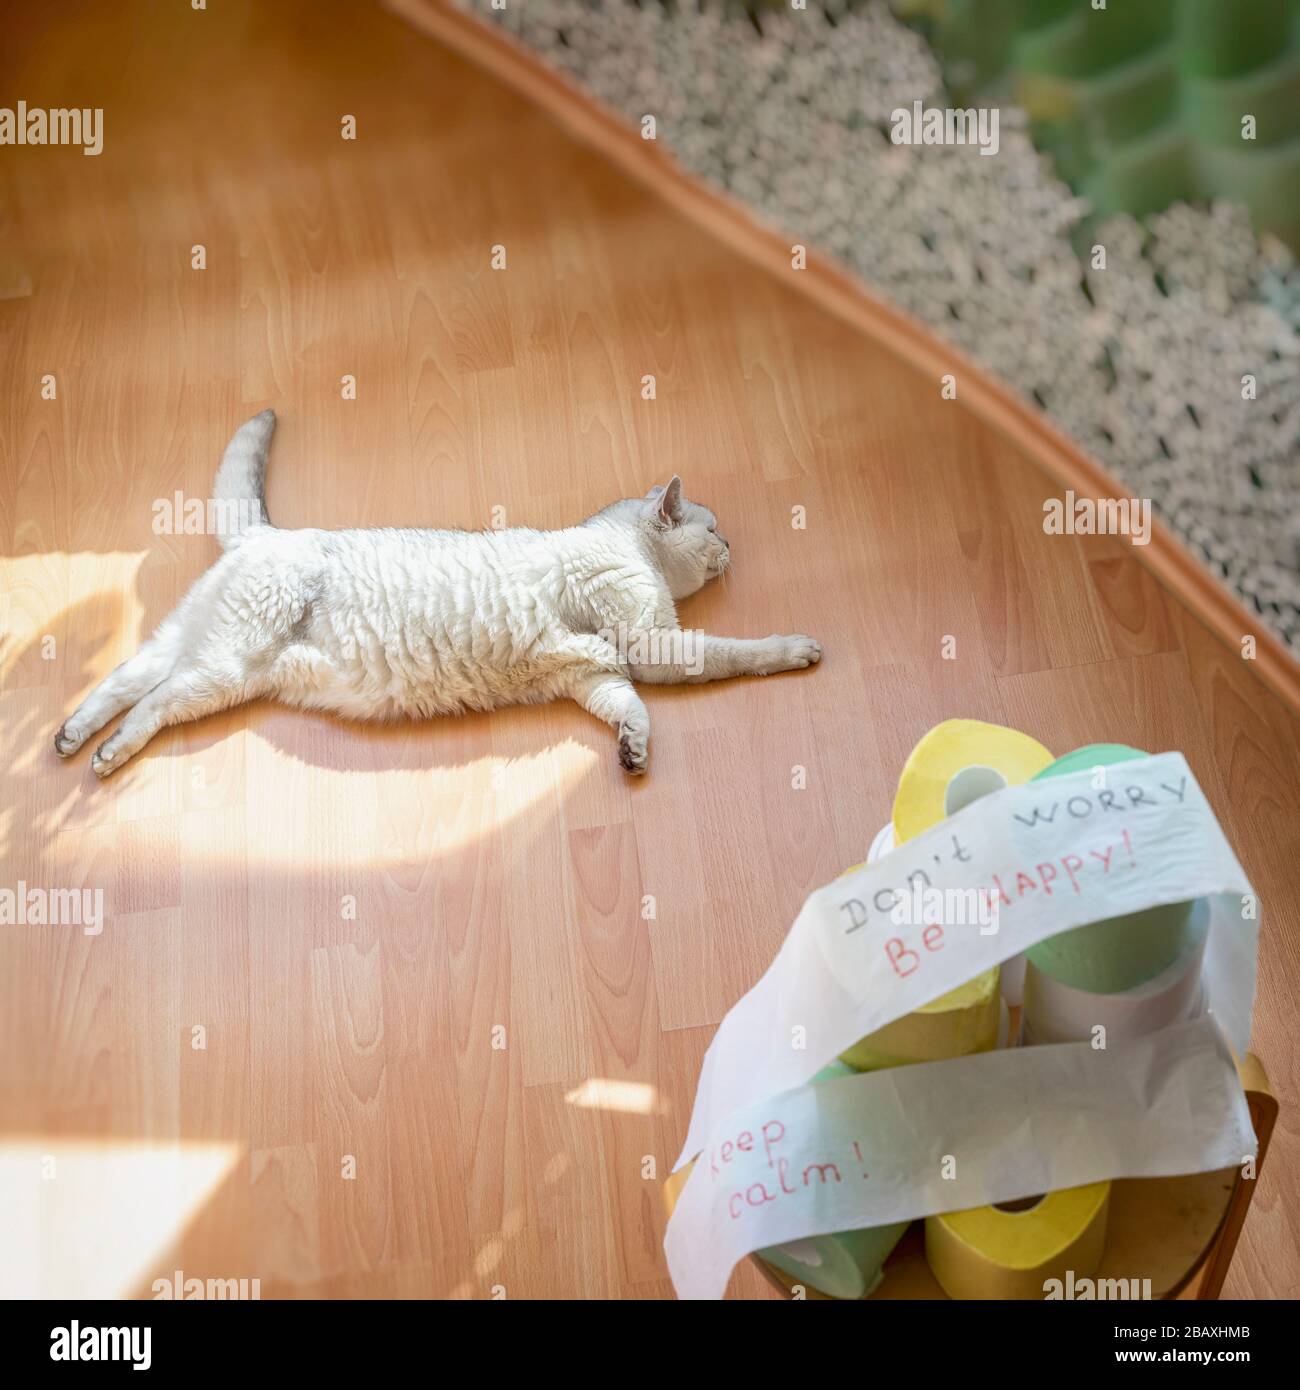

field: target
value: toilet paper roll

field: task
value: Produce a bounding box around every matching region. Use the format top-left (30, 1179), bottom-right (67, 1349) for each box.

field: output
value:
top-left (891, 719), bottom-right (1054, 843)
top-left (840, 965), bottom-right (1002, 1070)
top-left (892, 721), bottom-right (1051, 1008)
top-left (758, 1062), bottom-right (909, 1299)
top-left (1025, 744), bottom-right (1196, 993)
top-left (925, 1182), bottom-right (1110, 1300)
top-left (840, 837), bottom-right (1002, 1070)
top-left (760, 1220), bottom-right (911, 1300)
top-left (843, 721), bottom-right (1053, 1065)
top-left (866, 819), bottom-right (895, 864)
top-left (999, 952), bottom-right (1028, 1009)
top-left (1018, 985), bottom-right (1207, 1049)
top-left (1021, 900), bottom-right (1210, 1045)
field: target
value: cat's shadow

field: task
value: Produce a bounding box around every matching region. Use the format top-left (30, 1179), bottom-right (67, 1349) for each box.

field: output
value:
top-left (165, 697), bottom-right (534, 776)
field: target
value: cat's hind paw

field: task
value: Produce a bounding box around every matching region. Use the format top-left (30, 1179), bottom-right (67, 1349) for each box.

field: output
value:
top-left (53, 722), bottom-right (83, 757)
top-left (617, 719), bottom-right (649, 775)
top-left (91, 738), bottom-right (129, 779)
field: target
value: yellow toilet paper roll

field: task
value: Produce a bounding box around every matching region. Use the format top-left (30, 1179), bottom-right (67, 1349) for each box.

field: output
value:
top-left (836, 848), bottom-right (1001, 1071)
top-left (841, 721), bottom-right (1053, 1067)
top-left (840, 967), bottom-right (1001, 1070)
top-left (925, 1183), bottom-right (1110, 1300)
top-left (892, 719), bottom-right (1055, 843)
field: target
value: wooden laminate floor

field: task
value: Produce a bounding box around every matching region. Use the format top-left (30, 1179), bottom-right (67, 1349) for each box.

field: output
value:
top-left (0, 0), bottom-right (1296, 1299)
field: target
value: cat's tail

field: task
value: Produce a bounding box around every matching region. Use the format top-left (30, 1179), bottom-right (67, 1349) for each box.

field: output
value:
top-left (213, 408), bottom-right (276, 551)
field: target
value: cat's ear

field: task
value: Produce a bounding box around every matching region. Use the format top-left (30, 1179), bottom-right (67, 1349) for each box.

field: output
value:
top-left (649, 476), bottom-right (684, 527)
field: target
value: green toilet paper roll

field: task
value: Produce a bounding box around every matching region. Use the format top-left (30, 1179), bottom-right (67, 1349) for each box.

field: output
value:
top-left (1024, 744), bottom-right (1195, 994)
top-left (757, 1062), bottom-right (909, 1299)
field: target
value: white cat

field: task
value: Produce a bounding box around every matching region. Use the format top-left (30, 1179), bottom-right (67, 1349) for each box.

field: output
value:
top-left (55, 411), bottom-right (822, 777)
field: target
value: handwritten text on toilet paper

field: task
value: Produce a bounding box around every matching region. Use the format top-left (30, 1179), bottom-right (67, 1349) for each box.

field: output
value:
top-left (832, 775), bottom-right (1188, 987)
top-left (668, 1014), bottom-right (1255, 1299)
top-left (709, 1115), bottom-right (871, 1219)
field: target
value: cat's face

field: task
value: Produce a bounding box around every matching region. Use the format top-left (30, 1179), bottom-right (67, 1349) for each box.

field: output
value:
top-left (642, 478), bottom-right (730, 599)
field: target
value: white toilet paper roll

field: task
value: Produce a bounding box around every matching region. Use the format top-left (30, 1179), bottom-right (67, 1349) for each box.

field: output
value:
top-left (1000, 953), bottom-right (1027, 1008)
top-left (1021, 900), bottom-right (1210, 1046)
top-left (867, 821), bottom-right (895, 864)
top-left (1019, 983), bottom-right (1207, 1049)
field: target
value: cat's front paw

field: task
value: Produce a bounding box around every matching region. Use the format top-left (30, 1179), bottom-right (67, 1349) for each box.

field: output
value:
top-left (761, 634), bottom-right (821, 673)
top-left (617, 717), bottom-right (649, 775)
top-left (782, 635), bottom-right (822, 669)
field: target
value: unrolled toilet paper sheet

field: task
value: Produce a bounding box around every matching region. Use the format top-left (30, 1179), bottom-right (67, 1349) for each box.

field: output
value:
top-left (665, 754), bottom-right (1258, 1299)
top-left (666, 1016), bottom-right (1251, 1300)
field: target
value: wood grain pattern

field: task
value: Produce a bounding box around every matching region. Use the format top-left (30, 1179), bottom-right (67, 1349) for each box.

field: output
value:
top-left (0, 0), bottom-right (1295, 1300)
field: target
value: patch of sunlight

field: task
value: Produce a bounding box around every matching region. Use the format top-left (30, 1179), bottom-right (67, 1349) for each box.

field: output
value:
top-left (0, 1137), bottom-right (241, 1299)
top-left (564, 1078), bottom-right (662, 1115)
top-left (238, 739), bottom-right (600, 867)
top-left (0, 550), bottom-right (148, 683)
top-left (1, 551), bottom-right (601, 866)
